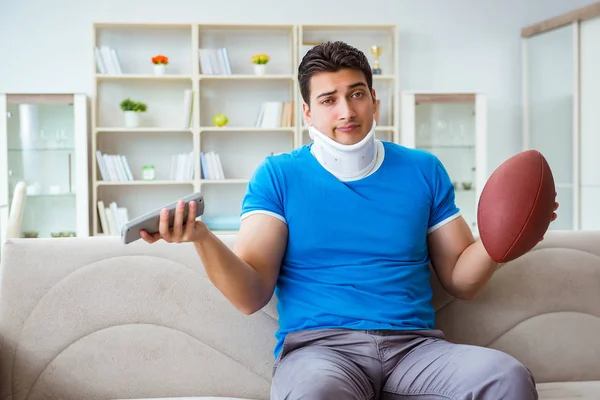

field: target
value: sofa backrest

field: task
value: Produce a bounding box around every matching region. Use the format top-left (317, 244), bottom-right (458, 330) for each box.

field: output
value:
top-left (0, 235), bottom-right (276, 400)
top-left (0, 230), bottom-right (599, 400)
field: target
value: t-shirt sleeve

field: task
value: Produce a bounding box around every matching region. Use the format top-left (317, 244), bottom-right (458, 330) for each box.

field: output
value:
top-left (240, 157), bottom-right (286, 224)
top-left (428, 156), bottom-right (461, 234)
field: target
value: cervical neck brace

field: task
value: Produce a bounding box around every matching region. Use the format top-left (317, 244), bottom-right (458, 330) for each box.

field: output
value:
top-left (309, 120), bottom-right (378, 181)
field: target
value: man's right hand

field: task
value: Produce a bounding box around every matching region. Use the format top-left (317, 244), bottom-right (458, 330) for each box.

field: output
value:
top-left (140, 199), bottom-right (287, 315)
top-left (140, 199), bottom-right (208, 244)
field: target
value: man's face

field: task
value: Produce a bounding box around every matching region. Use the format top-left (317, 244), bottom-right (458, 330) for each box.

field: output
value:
top-left (302, 68), bottom-right (377, 146)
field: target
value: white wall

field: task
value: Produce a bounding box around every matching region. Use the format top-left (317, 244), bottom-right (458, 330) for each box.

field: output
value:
top-left (0, 0), bottom-right (596, 174)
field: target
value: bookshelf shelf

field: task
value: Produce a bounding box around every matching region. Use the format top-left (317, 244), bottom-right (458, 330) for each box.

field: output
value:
top-left (198, 23), bottom-right (296, 30)
top-left (96, 127), bottom-right (193, 133)
top-left (198, 74), bottom-right (295, 81)
top-left (93, 22), bottom-right (193, 30)
top-left (373, 75), bottom-right (396, 81)
top-left (96, 180), bottom-right (194, 186)
top-left (200, 127), bottom-right (294, 133)
top-left (96, 74), bottom-right (194, 81)
top-left (200, 179), bottom-right (250, 184)
top-left (299, 24), bottom-right (396, 31)
top-left (91, 22), bottom-right (399, 236)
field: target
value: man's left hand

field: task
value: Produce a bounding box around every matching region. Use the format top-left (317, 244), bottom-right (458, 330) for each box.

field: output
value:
top-left (541, 200), bottom-right (559, 242)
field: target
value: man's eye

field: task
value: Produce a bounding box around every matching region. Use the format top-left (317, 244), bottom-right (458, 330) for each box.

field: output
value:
top-left (352, 92), bottom-right (364, 98)
top-left (321, 99), bottom-right (332, 104)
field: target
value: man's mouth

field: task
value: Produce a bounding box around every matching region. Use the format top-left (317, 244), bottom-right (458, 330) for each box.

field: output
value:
top-left (335, 124), bottom-right (360, 133)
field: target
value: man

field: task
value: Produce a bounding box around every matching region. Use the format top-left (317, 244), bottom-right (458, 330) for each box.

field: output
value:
top-left (142, 41), bottom-right (558, 399)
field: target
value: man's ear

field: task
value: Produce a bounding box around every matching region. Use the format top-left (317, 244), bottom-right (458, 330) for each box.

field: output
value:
top-left (371, 89), bottom-right (378, 116)
top-left (302, 102), bottom-right (312, 126)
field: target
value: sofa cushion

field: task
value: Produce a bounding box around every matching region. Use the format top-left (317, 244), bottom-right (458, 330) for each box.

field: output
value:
top-left (433, 231), bottom-right (600, 385)
top-left (537, 381), bottom-right (600, 399)
top-left (120, 398), bottom-right (259, 400)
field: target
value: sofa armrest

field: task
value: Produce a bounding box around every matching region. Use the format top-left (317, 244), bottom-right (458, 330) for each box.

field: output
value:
top-left (433, 231), bottom-right (600, 384)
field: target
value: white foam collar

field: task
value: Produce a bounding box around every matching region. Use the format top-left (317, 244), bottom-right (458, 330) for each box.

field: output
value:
top-left (309, 120), bottom-right (382, 181)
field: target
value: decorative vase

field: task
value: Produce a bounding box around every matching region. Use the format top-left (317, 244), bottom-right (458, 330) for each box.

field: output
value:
top-left (124, 111), bottom-right (140, 128)
top-left (154, 64), bottom-right (166, 76)
top-left (253, 64), bottom-right (266, 76)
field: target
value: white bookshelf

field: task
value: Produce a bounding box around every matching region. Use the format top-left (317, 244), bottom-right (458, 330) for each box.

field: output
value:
top-left (91, 22), bottom-right (399, 236)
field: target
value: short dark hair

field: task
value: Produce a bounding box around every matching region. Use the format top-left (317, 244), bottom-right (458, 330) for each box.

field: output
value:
top-left (298, 41), bottom-right (373, 106)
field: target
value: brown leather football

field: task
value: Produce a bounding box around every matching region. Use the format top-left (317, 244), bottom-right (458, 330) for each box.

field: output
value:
top-left (477, 150), bottom-right (556, 263)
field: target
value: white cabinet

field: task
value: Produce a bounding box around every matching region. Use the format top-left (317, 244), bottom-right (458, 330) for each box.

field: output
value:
top-left (401, 92), bottom-right (487, 234)
top-left (579, 16), bottom-right (600, 231)
top-left (0, 93), bottom-right (89, 244)
top-left (522, 13), bottom-right (600, 231)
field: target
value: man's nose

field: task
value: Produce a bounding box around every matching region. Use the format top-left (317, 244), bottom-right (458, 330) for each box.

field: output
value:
top-left (339, 99), bottom-right (356, 120)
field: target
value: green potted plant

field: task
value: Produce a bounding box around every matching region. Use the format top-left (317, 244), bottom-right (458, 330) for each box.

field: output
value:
top-left (120, 98), bottom-right (147, 128)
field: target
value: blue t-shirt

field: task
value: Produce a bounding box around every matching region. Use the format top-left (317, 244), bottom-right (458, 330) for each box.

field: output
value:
top-left (240, 141), bottom-right (460, 358)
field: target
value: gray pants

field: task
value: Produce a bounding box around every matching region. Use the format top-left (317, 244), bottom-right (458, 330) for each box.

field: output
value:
top-left (271, 328), bottom-right (538, 400)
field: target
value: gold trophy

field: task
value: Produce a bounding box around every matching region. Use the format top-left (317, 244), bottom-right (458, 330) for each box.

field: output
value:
top-left (370, 45), bottom-right (382, 75)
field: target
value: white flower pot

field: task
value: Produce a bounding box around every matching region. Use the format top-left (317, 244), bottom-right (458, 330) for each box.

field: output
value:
top-left (253, 64), bottom-right (266, 76)
top-left (123, 111), bottom-right (140, 128)
top-left (154, 64), bottom-right (166, 76)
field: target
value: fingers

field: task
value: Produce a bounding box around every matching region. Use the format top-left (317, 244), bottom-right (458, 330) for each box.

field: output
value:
top-left (183, 200), bottom-right (199, 240)
top-left (187, 200), bottom-right (196, 225)
top-left (173, 200), bottom-right (185, 240)
top-left (140, 230), bottom-right (161, 244)
top-left (140, 230), bottom-right (152, 243)
top-left (158, 207), bottom-right (172, 241)
top-left (143, 198), bottom-right (195, 245)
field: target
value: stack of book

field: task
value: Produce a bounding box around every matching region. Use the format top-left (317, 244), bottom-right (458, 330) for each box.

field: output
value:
top-left (96, 151), bottom-right (134, 181)
top-left (169, 152), bottom-right (195, 181)
top-left (200, 151), bottom-right (225, 180)
top-left (256, 101), bottom-right (294, 128)
top-left (94, 45), bottom-right (122, 74)
top-left (198, 48), bottom-right (232, 75)
top-left (96, 200), bottom-right (129, 236)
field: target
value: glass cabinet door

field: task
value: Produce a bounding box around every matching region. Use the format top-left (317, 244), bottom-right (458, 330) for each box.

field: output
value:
top-left (3, 94), bottom-right (88, 239)
top-left (401, 92), bottom-right (486, 235)
top-left (523, 24), bottom-right (575, 230)
top-left (416, 97), bottom-right (477, 231)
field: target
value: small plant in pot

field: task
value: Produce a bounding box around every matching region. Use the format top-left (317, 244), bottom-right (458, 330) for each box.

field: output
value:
top-left (251, 53), bottom-right (270, 75)
top-left (120, 98), bottom-right (147, 128)
top-left (152, 55), bottom-right (168, 76)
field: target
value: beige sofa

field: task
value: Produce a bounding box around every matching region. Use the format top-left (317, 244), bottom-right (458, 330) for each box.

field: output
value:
top-left (0, 230), bottom-right (599, 399)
